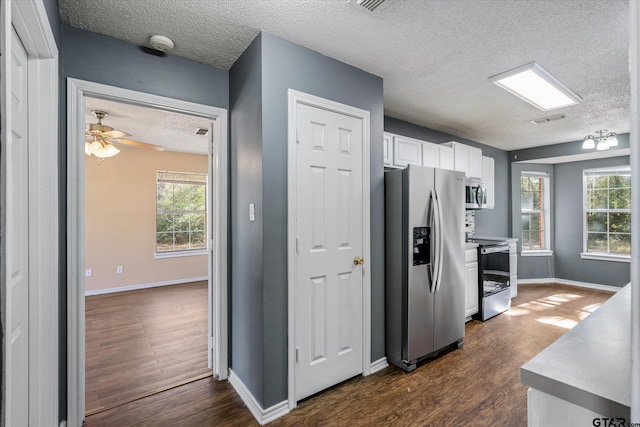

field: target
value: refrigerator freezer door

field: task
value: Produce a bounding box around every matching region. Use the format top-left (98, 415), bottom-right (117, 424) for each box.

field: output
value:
top-left (405, 165), bottom-right (436, 362)
top-left (433, 168), bottom-right (466, 351)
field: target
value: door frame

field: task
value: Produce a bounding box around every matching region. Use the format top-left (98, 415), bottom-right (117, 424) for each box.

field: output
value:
top-left (0, 0), bottom-right (59, 425)
top-left (66, 78), bottom-right (228, 426)
top-left (286, 89), bottom-right (371, 410)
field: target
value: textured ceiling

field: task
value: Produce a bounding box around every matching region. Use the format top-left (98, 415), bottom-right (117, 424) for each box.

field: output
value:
top-left (85, 97), bottom-right (211, 154)
top-left (62, 0), bottom-right (630, 151)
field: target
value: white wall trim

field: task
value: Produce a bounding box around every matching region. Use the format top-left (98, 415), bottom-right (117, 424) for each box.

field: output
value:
top-left (370, 357), bottom-right (389, 374)
top-left (84, 276), bottom-right (208, 296)
top-left (228, 370), bottom-right (290, 425)
top-left (287, 89), bottom-right (372, 410)
top-left (518, 278), bottom-right (621, 293)
top-left (1, 1), bottom-right (59, 426)
top-left (67, 78), bottom-right (229, 426)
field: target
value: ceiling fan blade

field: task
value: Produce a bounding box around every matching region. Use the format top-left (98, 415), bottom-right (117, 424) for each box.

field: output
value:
top-left (102, 129), bottom-right (131, 139)
top-left (110, 138), bottom-right (165, 152)
top-left (88, 123), bottom-right (113, 133)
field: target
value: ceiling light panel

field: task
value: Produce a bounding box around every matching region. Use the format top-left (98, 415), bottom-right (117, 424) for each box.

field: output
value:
top-left (490, 62), bottom-right (581, 111)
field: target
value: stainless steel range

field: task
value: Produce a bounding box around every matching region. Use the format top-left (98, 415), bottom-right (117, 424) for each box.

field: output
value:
top-left (467, 238), bottom-right (511, 321)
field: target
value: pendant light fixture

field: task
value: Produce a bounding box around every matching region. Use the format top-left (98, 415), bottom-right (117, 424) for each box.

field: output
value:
top-left (582, 130), bottom-right (618, 150)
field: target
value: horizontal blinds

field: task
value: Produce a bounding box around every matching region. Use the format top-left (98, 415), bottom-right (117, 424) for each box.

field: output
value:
top-left (584, 166), bottom-right (630, 177)
top-left (522, 171), bottom-right (549, 178)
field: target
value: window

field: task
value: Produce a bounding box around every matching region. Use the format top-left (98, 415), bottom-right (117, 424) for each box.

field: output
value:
top-left (582, 166), bottom-right (631, 261)
top-left (156, 171), bottom-right (207, 254)
top-left (520, 171), bottom-right (551, 253)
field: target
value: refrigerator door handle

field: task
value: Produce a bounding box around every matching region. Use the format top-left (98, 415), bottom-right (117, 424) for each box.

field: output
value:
top-left (429, 190), bottom-right (439, 293)
top-left (434, 190), bottom-right (445, 292)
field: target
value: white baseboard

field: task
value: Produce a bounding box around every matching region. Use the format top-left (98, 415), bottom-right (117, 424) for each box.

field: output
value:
top-left (228, 369), bottom-right (289, 425)
top-left (84, 276), bottom-right (208, 296)
top-left (518, 278), bottom-right (621, 292)
top-left (370, 357), bottom-right (389, 374)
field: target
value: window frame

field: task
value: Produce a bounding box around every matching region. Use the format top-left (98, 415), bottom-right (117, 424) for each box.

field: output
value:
top-left (155, 170), bottom-right (209, 257)
top-left (520, 171), bottom-right (552, 256)
top-left (581, 166), bottom-right (631, 263)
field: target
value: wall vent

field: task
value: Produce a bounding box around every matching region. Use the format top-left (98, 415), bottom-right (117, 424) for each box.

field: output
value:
top-left (195, 128), bottom-right (208, 135)
top-left (356, 0), bottom-right (387, 12)
top-left (530, 114), bottom-right (566, 125)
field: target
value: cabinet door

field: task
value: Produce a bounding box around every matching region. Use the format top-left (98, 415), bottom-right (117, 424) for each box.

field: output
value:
top-left (421, 141), bottom-right (439, 168)
top-left (465, 261), bottom-right (479, 318)
top-left (393, 135), bottom-right (423, 167)
top-left (468, 146), bottom-right (483, 179)
top-left (438, 145), bottom-right (454, 170)
top-left (482, 156), bottom-right (495, 208)
top-left (452, 143), bottom-right (469, 174)
top-left (383, 133), bottom-right (393, 166)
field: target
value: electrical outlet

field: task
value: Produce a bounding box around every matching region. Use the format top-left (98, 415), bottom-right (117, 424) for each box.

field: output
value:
top-left (116, 265), bottom-right (123, 274)
top-left (249, 203), bottom-right (255, 222)
top-left (85, 268), bottom-right (92, 277)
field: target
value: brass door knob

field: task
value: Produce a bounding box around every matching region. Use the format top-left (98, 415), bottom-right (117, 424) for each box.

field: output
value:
top-left (353, 256), bottom-right (364, 266)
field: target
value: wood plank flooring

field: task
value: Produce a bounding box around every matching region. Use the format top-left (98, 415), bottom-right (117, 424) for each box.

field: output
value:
top-left (84, 283), bottom-right (613, 426)
top-left (85, 281), bottom-right (211, 415)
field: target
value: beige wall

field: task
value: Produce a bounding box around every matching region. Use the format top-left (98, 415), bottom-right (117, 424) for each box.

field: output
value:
top-left (85, 145), bottom-right (208, 292)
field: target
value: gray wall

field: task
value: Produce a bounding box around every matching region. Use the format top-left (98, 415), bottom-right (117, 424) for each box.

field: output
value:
top-left (554, 156), bottom-right (630, 287)
top-left (510, 134), bottom-right (630, 162)
top-left (229, 32), bottom-right (384, 408)
top-left (384, 116), bottom-right (511, 238)
top-left (229, 34), bottom-right (265, 404)
top-left (509, 136), bottom-right (631, 287)
top-left (60, 24), bottom-right (229, 421)
top-left (510, 163), bottom-right (555, 279)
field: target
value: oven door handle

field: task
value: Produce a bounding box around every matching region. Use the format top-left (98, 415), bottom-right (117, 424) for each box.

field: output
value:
top-left (480, 244), bottom-right (510, 255)
top-left (434, 190), bottom-right (444, 292)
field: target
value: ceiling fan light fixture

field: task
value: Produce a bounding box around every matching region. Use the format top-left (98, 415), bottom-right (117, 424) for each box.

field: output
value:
top-left (149, 35), bottom-right (175, 52)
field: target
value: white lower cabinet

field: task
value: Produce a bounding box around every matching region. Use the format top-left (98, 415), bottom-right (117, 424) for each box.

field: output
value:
top-left (509, 241), bottom-right (518, 297)
top-left (465, 248), bottom-right (479, 319)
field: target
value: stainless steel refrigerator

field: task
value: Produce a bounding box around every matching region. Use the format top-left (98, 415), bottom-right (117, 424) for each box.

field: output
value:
top-left (385, 165), bottom-right (466, 372)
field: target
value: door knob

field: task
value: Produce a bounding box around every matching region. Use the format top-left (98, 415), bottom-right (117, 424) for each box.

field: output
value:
top-left (353, 256), bottom-right (364, 266)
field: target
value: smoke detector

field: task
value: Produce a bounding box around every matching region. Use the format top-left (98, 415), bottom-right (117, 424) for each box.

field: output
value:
top-left (149, 35), bottom-right (175, 52)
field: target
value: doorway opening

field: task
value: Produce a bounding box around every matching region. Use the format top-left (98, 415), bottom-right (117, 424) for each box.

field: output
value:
top-left (67, 79), bottom-right (228, 426)
top-left (82, 96), bottom-right (214, 414)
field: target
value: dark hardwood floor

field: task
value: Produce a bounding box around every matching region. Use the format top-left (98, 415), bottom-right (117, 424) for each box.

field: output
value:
top-left (85, 281), bottom-right (211, 415)
top-left (84, 283), bottom-right (613, 426)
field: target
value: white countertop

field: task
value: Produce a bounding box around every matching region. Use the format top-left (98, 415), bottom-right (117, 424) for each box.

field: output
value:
top-left (520, 284), bottom-right (630, 418)
top-left (470, 236), bottom-right (518, 243)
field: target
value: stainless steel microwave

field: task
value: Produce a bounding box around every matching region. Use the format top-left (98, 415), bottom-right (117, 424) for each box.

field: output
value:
top-left (465, 178), bottom-right (487, 209)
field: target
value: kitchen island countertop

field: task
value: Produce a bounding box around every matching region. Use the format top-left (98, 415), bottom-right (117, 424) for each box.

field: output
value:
top-left (520, 284), bottom-right (630, 418)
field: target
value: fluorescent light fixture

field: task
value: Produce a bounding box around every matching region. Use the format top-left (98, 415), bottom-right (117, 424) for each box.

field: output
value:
top-left (490, 62), bottom-right (582, 111)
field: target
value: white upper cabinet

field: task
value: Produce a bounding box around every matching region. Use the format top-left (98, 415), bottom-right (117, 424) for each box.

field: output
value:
top-left (383, 133), bottom-right (393, 166)
top-left (421, 141), bottom-right (439, 168)
top-left (393, 135), bottom-right (423, 167)
top-left (482, 156), bottom-right (495, 209)
top-left (384, 132), bottom-right (458, 171)
top-left (443, 141), bottom-right (483, 179)
top-left (438, 145), bottom-right (454, 170)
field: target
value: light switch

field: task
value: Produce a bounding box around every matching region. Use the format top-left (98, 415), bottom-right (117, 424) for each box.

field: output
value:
top-left (249, 203), bottom-right (255, 222)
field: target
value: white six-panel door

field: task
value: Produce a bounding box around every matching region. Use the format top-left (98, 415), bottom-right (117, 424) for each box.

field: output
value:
top-left (294, 103), bottom-right (365, 400)
top-left (6, 27), bottom-right (30, 426)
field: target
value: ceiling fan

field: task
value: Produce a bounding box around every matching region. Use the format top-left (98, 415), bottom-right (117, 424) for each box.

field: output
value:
top-left (85, 110), bottom-right (164, 158)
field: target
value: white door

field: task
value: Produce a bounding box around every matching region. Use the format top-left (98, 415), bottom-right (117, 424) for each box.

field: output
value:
top-left (294, 103), bottom-right (364, 400)
top-left (6, 27), bottom-right (30, 426)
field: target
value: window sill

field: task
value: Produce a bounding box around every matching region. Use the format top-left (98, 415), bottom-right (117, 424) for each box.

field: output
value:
top-left (154, 249), bottom-right (208, 260)
top-left (521, 250), bottom-right (553, 257)
top-left (580, 253), bottom-right (631, 263)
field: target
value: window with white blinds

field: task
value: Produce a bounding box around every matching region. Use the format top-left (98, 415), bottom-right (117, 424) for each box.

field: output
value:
top-left (582, 166), bottom-right (631, 260)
